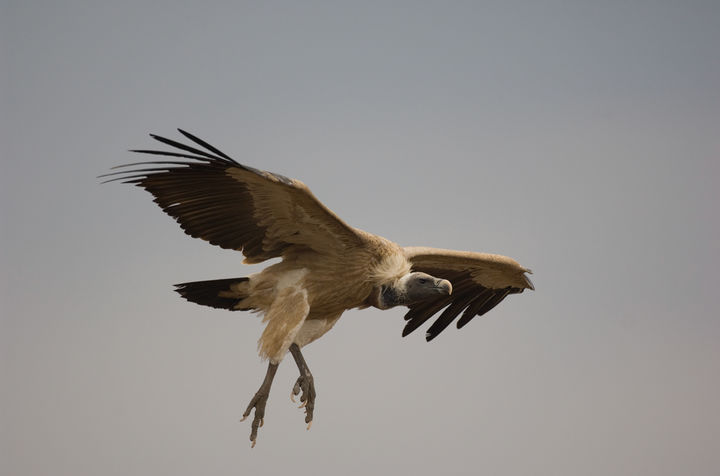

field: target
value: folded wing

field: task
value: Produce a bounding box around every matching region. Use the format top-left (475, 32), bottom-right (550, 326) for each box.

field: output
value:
top-left (402, 247), bottom-right (534, 341)
top-left (101, 130), bottom-right (364, 263)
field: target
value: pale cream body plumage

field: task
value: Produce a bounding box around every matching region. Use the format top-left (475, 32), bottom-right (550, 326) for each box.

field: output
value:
top-left (102, 130), bottom-right (534, 446)
top-left (231, 238), bottom-right (410, 363)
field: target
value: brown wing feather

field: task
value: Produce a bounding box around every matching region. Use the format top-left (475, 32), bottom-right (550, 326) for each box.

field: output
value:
top-left (402, 247), bottom-right (533, 341)
top-left (101, 130), bottom-right (364, 262)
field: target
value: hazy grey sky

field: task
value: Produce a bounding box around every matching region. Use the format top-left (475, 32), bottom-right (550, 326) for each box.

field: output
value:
top-left (3, 1), bottom-right (719, 475)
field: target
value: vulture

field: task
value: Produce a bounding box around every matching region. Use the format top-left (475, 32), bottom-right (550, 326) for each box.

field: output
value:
top-left (101, 130), bottom-right (534, 447)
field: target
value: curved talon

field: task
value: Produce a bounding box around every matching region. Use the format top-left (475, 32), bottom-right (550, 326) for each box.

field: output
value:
top-left (290, 391), bottom-right (296, 403)
top-left (298, 401), bottom-right (307, 409)
top-left (251, 439), bottom-right (256, 448)
top-left (306, 420), bottom-right (313, 431)
top-left (259, 418), bottom-right (264, 428)
top-left (239, 415), bottom-right (248, 422)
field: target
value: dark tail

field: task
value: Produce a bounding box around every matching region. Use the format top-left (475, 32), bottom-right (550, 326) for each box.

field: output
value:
top-left (174, 277), bottom-right (251, 311)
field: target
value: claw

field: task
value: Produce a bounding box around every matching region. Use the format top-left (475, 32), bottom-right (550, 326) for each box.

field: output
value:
top-left (259, 418), bottom-right (264, 428)
top-left (290, 391), bottom-right (297, 403)
top-left (298, 401), bottom-right (307, 409)
top-left (251, 439), bottom-right (256, 448)
top-left (306, 420), bottom-right (313, 431)
top-left (239, 415), bottom-right (248, 422)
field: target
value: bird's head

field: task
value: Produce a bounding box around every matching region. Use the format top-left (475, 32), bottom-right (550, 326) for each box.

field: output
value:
top-left (401, 272), bottom-right (453, 303)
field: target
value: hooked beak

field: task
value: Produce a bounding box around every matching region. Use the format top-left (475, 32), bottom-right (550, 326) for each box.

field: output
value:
top-left (434, 279), bottom-right (452, 295)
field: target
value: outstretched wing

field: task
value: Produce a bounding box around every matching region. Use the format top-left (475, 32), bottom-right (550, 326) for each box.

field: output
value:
top-left (402, 247), bottom-right (534, 341)
top-left (101, 129), bottom-right (364, 263)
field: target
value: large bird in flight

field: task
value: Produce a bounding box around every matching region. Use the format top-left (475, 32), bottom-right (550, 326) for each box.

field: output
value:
top-left (102, 130), bottom-right (534, 446)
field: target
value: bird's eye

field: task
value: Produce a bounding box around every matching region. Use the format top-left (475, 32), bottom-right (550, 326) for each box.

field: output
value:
top-left (418, 279), bottom-right (427, 284)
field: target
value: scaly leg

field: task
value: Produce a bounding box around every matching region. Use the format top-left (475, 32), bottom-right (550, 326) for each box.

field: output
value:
top-left (289, 343), bottom-right (316, 429)
top-left (240, 361), bottom-right (278, 447)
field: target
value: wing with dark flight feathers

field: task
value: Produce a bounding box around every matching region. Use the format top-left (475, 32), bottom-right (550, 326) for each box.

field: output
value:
top-left (402, 247), bottom-right (534, 341)
top-left (101, 129), bottom-right (364, 263)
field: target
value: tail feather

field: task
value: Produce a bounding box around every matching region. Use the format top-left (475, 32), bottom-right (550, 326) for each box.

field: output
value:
top-left (174, 277), bottom-right (251, 311)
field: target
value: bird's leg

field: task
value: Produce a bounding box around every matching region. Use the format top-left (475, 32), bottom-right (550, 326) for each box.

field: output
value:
top-left (240, 361), bottom-right (279, 447)
top-left (289, 343), bottom-right (316, 429)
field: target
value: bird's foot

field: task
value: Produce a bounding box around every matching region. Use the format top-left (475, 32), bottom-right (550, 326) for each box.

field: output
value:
top-left (290, 373), bottom-right (315, 429)
top-left (240, 362), bottom-right (278, 448)
top-left (240, 388), bottom-right (270, 447)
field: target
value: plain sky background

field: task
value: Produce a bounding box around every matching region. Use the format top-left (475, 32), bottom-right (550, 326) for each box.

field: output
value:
top-left (2, 1), bottom-right (719, 475)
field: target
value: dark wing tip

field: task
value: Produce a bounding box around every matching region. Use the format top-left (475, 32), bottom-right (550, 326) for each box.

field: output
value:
top-left (403, 286), bottom-right (521, 341)
top-left (144, 131), bottom-right (233, 163)
top-left (401, 324), bottom-right (415, 338)
top-left (176, 128), bottom-right (237, 163)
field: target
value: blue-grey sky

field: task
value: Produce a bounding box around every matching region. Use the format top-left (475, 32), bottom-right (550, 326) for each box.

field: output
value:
top-left (2, 1), bottom-right (719, 475)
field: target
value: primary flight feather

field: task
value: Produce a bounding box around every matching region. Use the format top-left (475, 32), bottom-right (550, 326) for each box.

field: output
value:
top-left (102, 129), bottom-right (534, 446)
